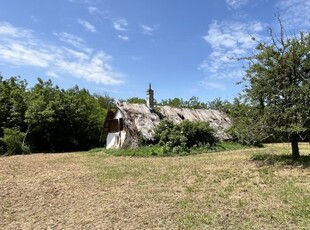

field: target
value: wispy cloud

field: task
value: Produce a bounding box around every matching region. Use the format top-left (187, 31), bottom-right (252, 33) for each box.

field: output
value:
top-left (276, 0), bottom-right (310, 31)
top-left (87, 6), bottom-right (109, 18)
top-left (117, 35), bottom-right (129, 41)
top-left (53, 32), bottom-right (91, 53)
top-left (113, 19), bottom-right (128, 31)
top-left (140, 24), bottom-right (155, 35)
top-left (0, 22), bottom-right (123, 85)
top-left (226, 0), bottom-right (249, 10)
top-left (77, 19), bottom-right (96, 32)
top-left (200, 20), bottom-right (265, 79)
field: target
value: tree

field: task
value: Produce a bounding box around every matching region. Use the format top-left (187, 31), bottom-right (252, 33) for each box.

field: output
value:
top-left (207, 98), bottom-right (232, 113)
top-left (126, 97), bottom-right (146, 104)
top-left (25, 79), bottom-right (106, 152)
top-left (159, 97), bottom-right (208, 109)
top-left (228, 98), bottom-right (266, 146)
top-left (25, 78), bottom-right (57, 151)
top-left (159, 97), bottom-right (185, 108)
top-left (241, 21), bottom-right (310, 159)
top-left (0, 76), bottom-right (28, 135)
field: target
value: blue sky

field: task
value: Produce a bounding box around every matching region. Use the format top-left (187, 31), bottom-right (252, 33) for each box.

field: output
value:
top-left (0, 0), bottom-right (309, 102)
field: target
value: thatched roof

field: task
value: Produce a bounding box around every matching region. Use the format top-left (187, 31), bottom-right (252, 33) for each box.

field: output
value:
top-left (116, 102), bottom-right (161, 141)
top-left (115, 102), bottom-right (231, 142)
top-left (159, 105), bottom-right (231, 140)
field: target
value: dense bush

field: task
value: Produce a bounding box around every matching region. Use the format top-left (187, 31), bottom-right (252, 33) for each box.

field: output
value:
top-left (0, 128), bottom-right (29, 155)
top-left (154, 120), bottom-right (218, 154)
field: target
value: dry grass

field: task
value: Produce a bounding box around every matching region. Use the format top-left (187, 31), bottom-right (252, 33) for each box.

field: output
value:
top-left (0, 143), bottom-right (309, 229)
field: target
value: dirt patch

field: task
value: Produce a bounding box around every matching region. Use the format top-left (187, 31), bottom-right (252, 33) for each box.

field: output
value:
top-left (1, 154), bottom-right (107, 229)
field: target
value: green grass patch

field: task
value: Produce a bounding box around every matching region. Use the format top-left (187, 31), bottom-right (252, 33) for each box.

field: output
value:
top-left (89, 141), bottom-right (248, 157)
top-left (251, 151), bottom-right (310, 168)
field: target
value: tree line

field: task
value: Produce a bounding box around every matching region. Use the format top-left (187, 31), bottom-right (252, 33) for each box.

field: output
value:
top-left (0, 76), bottom-right (113, 154)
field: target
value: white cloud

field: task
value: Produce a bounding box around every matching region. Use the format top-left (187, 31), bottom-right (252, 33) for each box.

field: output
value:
top-left (0, 22), bottom-right (33, 38)
top-left (0, 43), bottom-right (52, 67)
top-left (118, 35), bottom-right (129, 41)
top-left (226, 0), bottom-right (249, 9)
top-left (140, 24), bottom-right (155, 35)
top-left (77, 19), bottom-right (96, 32)
top-left (46, 71), bottom-right (60, 79)
top-left (200, 20), bottom-right (265, 80)
top-left (113, 19), bottom-right (128, 31)
top-left (0, 22), bottom-right (123, 85)
top-left (276, 0), bottom-right (310, 31)
top-left (55, 52), bottom-right (122, 84)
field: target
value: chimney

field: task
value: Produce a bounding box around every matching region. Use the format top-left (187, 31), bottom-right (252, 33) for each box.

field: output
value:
top-left (146, 83), bottom-right (154, 111)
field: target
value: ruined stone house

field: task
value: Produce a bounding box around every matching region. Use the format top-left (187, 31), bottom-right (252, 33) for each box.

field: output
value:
top-left (102, 84), bottom-right (231, 149)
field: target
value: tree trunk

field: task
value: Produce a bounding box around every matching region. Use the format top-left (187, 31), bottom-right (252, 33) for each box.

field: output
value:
top-left (291, 133), bottom-right (300, 160)
top-left (22, 124), bottom-right (31, 146)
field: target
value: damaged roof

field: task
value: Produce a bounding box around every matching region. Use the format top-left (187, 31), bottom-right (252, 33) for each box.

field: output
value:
top-left (114, 102), bottom-right (231, 141)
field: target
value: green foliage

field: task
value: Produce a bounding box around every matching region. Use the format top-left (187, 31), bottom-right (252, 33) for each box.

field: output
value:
top-left (206, 98), bottom-right (232, 114)
top-left (0, 76), bottom-right (28, 135)
top-left (25, 81), bottom-right (106, 152)
top-left (228, 99), bottom-right (265, 146)
top-left (154, 120), bottom-right (218, 154)
top-left (0, 75), bottom-right (109, 154)
top-left (126, 97), bottom-right (146, 104)
top-left (235, 22), bottom-right (310, 157)
top-left (159, 96), bottom-right (208, 109)
top-left (91, 141), bottom-right (244, 157)
top-left (0, 128), bottom-right (29, 155)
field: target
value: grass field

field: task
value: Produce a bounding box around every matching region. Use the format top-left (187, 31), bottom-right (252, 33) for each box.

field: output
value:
top-left (0, 143), bottom-right (309, 229)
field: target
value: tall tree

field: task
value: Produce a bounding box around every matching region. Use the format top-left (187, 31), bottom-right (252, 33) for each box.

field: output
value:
top-left (241, 21), bottom-right (310, 159)
top-left (0, 76), bottom-right (28, 135)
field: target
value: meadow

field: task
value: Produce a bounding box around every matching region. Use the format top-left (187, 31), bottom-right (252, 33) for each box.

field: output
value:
top-left (0, 143), bottom-right (309, 229)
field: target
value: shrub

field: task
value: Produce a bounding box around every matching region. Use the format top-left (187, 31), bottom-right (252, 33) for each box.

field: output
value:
top-left (178, 120), bottom-right (218, 147)
top-left (0, 128), bottom-right (30, 155)
top-left (154, 120), bottom-right (218, 154)
top-left (0, 139), bottom-right (7, 155)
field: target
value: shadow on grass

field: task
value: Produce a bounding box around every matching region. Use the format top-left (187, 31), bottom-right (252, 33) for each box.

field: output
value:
top-left (251, 153), bottom-right (310, 168)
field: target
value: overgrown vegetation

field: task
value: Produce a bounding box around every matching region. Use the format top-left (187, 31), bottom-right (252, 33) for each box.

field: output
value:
top-left (99, 142), bottom-right (245, 157)
top-left (0, 128), bottom-right (29, 155)
top-left (154, 120), bottom-right (218, 154)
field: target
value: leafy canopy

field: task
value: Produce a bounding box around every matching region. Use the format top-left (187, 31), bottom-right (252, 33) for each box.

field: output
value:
top-left (239, 21), bottom-right (310, 158)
